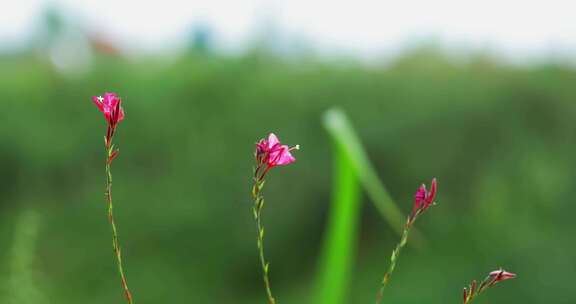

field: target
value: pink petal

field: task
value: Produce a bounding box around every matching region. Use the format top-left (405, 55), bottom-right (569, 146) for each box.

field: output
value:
top-left (104, 92), bottom-right (118, 104)
top-left (267, 145), bottom-right (295, 166)
top-left (267, 148), bottom-right (281, 165)
top-left (256, 139), bottom-right (267, 156)
top-left (414, 184), bottom-right (427, 210)
top-left (267, 133), bottom-right (280, 149)
top-left (92, 96), bottom-right (104, 112)
top-left (502, 272), bottom-right (517, 280)
top-left (489, 269), bottom-right (516, 282)
top-left (102, 93), bottom-right (120, 114)
top-left (274, 146), bottom-right (296, 166)
top-left (410, 184), bottom-right (427, 219)
top-left (118, 107), bottom-right (125, 122)
top-left (488, 270), bottom-right (502, 277)
top-left (426, 178), bottom-right (437, 205)
top-left (113, 97), bottom-right (124, 123)
top-left (257, 140), bottom-right (266, 151)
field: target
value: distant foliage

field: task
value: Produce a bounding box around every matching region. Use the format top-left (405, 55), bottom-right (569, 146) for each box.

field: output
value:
top-left (0, 50), bottom-right (573, 303)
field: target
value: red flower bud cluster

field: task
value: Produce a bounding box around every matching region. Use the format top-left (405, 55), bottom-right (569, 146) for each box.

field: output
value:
top-left (92, 92), bottom-right (125, 150)
top-left (409, 178), bottom-right (437, 224)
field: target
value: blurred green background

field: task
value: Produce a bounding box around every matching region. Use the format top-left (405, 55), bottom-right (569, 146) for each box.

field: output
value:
top-left (2, 32), bottom-right (576, 303)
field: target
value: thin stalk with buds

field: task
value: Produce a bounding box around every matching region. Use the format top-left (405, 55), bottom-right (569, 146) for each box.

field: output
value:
top-left (105, 140), bottom-right (133, 304)
top-left (250, 133), bottom-right (299, 304)
top-left (375, 178), bottom-right (437, 304)
top-left (252, 174), bottom-right (275, 304)
top-left (92, 93), bottom-right (134, 304)
top-left (463, 269), bottom-right (516, 304)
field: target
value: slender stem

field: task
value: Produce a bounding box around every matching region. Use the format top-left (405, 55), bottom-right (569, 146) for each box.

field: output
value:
top-left (105, 145), bottom-right (134, 304)
top-left (252, 173), bottom-right (277, 304)
top-left (464, 284), bottom-right (483, 303)
top-left (375, 220), bottom-right (413, 304)
top-left (464, 275), bottom-right (499, 304)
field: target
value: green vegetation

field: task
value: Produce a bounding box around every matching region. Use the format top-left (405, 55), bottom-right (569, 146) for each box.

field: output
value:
top-left (0, 49), bottom-right (575, 303)
top-left (313, 122), bottom-right (362, 304)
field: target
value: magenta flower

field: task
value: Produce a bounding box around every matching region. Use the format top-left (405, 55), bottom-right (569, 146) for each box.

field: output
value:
top-left (256, 133), bottom-right (298, 168)
top-left (375, 177), bottom-right (439, 304)
top-left (91, 92), bottom-right (133, 304)
top-left (410, 178), bottom-right (437, 222)
top-left (251, 133), bottom-right (299, 304)
top-left (92, 92), bottom-right (125, 149)
top-left (92, 92), bottom-right (125, 128)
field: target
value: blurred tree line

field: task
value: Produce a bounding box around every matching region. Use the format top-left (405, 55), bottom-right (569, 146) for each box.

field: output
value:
top-left (0, 48), bottom-right (575, 303)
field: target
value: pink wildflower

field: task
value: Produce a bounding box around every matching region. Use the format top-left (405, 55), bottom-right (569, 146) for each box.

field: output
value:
top-left (91, 92), bottom-right (133, 303)
top-left (488, 269), bottom-right (517, 285)
top-left (410, 178), bottom-right (437, 222)
top-left (256, 133), bottom-right (298, 168)
top-left (92, 92), bottom-right (125, 149)
top-left (92, 92), bottom-right (125, 128)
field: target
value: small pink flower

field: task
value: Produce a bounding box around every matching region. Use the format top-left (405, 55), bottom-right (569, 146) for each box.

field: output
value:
top-left (411, 178), bottom-right (437, 220)
top-left (414, 185), bottom-right (427, 211)
top-left (256, 133), bottom-right (298, 168)
top-left (488, 269), bottom-right (517, 284)
top-left (92, 92), bottom-right (125, 127)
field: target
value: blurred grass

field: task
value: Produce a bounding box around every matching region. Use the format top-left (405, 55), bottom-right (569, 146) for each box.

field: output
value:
top-left (313, 128), bottom-right (361, 304)
top-left (322, 108), bottom-right (407, 237)
top-left (8, 209), bottom-right (48, 304)
top-left (0, 48), bottom-right (576, 303)
top-left (315, 108), bottom-right (424, 304)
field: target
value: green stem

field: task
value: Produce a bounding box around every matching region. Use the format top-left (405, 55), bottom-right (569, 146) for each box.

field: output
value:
top-left (375, 221), bottom-right (412, 304)
top-left (252, 179), bottom-right (276, 304)
top-left (464, 276), bottom-right (498, 304)
top-left (105, 148), bottom-right (134, 304)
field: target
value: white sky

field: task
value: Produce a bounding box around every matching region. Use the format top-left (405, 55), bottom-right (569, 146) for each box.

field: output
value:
top-left (2, 0), bottom-right (576, 61)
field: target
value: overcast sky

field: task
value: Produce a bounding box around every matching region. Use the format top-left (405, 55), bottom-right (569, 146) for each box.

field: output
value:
top-left (2, 0), bottom-right (576, 61)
